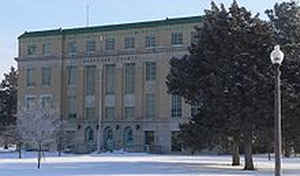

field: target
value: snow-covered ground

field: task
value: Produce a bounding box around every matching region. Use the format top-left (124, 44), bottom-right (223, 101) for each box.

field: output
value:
top-left (0, 151), bottom-right (299, 176)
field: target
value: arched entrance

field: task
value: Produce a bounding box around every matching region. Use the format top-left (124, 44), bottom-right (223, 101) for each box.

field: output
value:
top-left (85, 127), bottom-right (94, 143)
top-left (103, 127), bottom-right (113, 151)
top-left (123, 127), bottom-right (134, 147)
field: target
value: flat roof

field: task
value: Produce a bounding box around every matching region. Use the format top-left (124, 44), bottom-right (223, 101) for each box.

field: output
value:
top-left (18, 16), bottom-right (202, 39)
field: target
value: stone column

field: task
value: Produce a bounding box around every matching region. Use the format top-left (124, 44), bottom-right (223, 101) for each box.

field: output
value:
top-left (115, 63), bottom-right (124, 121)
top-left (136, 60), bottom-right (144, 120)
top-left (97, 65), bottom-right (103, 152)
top-left (135, 60), bottom-right (144, 148)
top-left (115, 63), bottom-right (123, 149)
top-left (78, 66), bottom-right (85, 122)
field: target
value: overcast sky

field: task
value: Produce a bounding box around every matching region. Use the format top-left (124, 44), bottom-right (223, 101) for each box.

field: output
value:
top-left (0, 0), bottom-right (288, 79)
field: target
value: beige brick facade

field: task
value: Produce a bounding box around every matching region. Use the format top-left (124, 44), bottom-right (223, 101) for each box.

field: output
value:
top-left (16, 16), bottom-right (202, 153)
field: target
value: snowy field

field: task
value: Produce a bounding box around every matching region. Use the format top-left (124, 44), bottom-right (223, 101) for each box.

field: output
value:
top-left (0, 151), bottom-right (299, 176)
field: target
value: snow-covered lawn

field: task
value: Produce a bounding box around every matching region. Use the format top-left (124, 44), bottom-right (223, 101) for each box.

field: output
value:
top-left (0, 151), bottom-right (299, 176)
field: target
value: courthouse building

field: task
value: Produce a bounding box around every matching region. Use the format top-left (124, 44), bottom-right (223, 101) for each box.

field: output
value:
top-left (16, 16), bottom-right (202, 153)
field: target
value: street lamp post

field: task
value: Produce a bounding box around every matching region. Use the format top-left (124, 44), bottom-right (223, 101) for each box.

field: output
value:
top-left (270, 45), bottom-right (284, 176)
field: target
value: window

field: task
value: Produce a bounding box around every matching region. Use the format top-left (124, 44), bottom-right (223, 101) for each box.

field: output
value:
top-left (171, 32), bottom-right (183, 45)
top-left (42, 43), bottom-right (51, 56)
top-left (27, 44), bottom-right (37, 56)
top-left (124, 63), bottom-right (135, 94)
top-left (65, 130), bottom-right (76, 145)
top-left (85, 66), bottom-right (96, 95)
top-left (145, 62), bottom-right (156, 81)
top-left (171, 95), bottom-right (182, 118)
top-left (67, 66), bottom-right (77, 86)
top-left (144, 131), bottom-right (155, 145)
top-left (124, 107), bottom-right (134, 120)
top-left (145, 94), bottom-right (155, 119)
top-left (26, 68), bottom-right (35, 87)
top-left (191, 104), bottom-right (201, 117)
top-left (41, 67), bottom-right (51, 86)
top-left (191, 31), bottom-right (198, 44)
top-left (145, 35), bottom-right (156, 48)
top-left (67, 41), bottom-right (77, 56)
top-left (86, 40), bottom-right (96, 55)
top-left (171, 131), bottom-right (182, 152)
top-left (105, 38), bottom-right (115, 50)
top-left (40, 95), bottom-right (52, 108)
top-left (85, 107), bottom-right (95, 119)
top-left (105, 64), bottom-right (115, 94)
top-left (25, 96), bottom-right (36, 110)
top-left (68, 96), bottom-right (77, 119)
top-left (105, 107), bottom-right (115, 120)
top-left (124, 37), bottom-right (135, 49)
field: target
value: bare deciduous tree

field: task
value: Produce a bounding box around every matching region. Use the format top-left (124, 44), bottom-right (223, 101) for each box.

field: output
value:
top-left (17, 107), bottom-right (61, 169)
top-left (0, 124), bottom-right (23, 158)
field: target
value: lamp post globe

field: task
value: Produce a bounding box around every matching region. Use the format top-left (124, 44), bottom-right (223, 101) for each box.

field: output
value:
top-left (270, 45), bottom-right (284, 65)
top-left (271, 45), bottom-right (284, 176)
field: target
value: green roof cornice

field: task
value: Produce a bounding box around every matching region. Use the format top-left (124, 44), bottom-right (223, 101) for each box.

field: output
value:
top-left (18, 29), bottom-right (62, 39)
top-left (18, 15), bottom-right (202, 39)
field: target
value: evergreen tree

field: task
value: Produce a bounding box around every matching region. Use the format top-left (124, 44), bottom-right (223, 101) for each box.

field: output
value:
top-left (167, 0), bottom-right (300, 170)
top-left (167, 1), bottom-right (275, 170)
top-left (0, 66), bottom-right (18, 147)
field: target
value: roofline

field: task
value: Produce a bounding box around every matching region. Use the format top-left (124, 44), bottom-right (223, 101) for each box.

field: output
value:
top-left (18, 15), bottom-right (203, 39)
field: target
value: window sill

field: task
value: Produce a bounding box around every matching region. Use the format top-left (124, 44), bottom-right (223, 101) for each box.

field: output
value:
top-left (171, 44), bottom-right (184, 48)
top-left (41, 85), bottom-right (51, 88)
top-left (67, 84), bottom-right (77, 88)
top-left (171, 116), bottom-right (182, 119)
top-left (26, 55), bottom-right (37, 57)
top-left (27, 85), bottom-right (35, 89)
top-left (122, 48), bottom-right (136, 51)
top-left (86, 52), bottom-right (96, 56)
top-left (68, 54), bottom-right (77, 57)
top-left (145, 47), bottom-right (156, 49)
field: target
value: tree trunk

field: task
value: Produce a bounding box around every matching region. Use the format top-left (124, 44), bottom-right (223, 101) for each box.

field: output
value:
top-left (37, 144), bottom-right (42, 169)
top-left (58, 119), bottom-right (64, 157)
top-left (244, 125), bottom-right (254, 170)
top-left (57, 130), bottom-right (62, 157)
top-left (284, 141), bottom-right (291, 158)
top-left (285, 147), bottom-right (291, 158)
top-left (232, 135), bottom-right (240, 166)
top-left (18, 143), bottom-right (22, 159)
top-left (268, 142), bottom-right (272, 161)
top-left (58, 139), bottom-right (62, 157)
